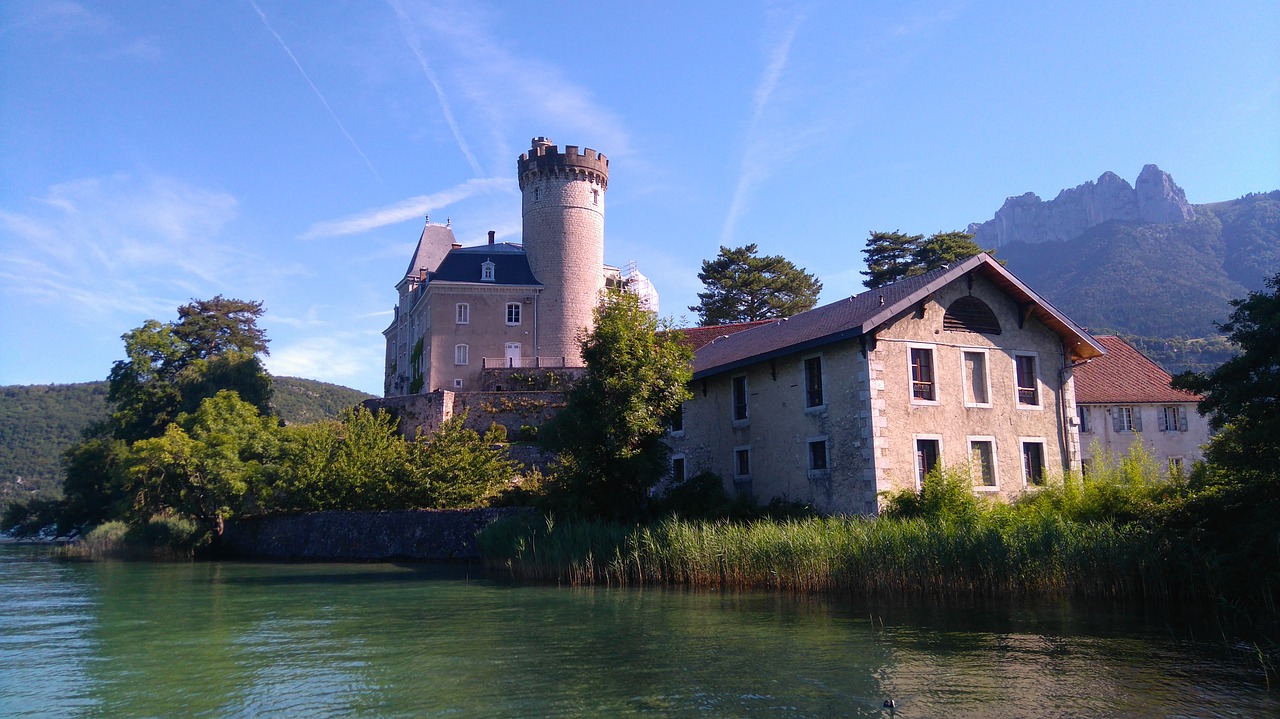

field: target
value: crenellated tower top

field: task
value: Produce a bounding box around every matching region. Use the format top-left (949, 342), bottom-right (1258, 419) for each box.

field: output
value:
top-left (517, 137), bottom-right (609, 190)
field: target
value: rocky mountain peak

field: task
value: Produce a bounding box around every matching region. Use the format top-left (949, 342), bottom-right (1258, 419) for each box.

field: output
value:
top-left (967, 165), bottom-right (1196, 246)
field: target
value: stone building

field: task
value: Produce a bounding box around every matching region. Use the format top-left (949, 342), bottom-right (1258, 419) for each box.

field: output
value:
top-left (666, 254), bottom-right (1106, 515)
top-left (1074, 335), bottom-right (1210, 475)
top-left (383, 138), bottom-right (627, 397)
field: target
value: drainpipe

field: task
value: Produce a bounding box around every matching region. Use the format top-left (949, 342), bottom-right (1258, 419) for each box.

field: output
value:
top-left (1058, 341), bottom-right (1092, 475)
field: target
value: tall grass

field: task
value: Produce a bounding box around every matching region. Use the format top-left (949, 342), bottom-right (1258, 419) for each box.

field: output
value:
top-left (478, 446), bottom-right (1206, 600)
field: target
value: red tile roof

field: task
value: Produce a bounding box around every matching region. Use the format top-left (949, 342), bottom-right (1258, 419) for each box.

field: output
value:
top-left (1074, 335), bottom-right (1202, 404)
top-left (674, 321), bottom-right (774, 351)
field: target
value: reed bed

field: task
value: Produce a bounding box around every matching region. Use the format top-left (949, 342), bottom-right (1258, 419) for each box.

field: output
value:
top-left (477, 512), bottom-right (1177, 600)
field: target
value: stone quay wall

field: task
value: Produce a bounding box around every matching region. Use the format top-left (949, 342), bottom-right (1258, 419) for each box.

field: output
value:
top-left (219, 508), bottom-right (531, 561)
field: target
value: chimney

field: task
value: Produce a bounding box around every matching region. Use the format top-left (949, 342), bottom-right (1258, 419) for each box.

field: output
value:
top-left (488, 230), bottom-right (496, 245)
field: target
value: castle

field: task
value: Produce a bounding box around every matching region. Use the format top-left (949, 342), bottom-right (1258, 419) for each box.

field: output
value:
top-left (384, 138), bottom-right (639, 397)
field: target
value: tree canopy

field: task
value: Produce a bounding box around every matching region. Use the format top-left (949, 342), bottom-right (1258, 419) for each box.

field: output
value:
top-left (861, 230), bottom-right (990, 289)
top-left (1173, 272), bottom-right (1280, 479)
top-left (690, 244), bottom-right (822, 326)
top-left (544, 291), bottom-right (693, 518)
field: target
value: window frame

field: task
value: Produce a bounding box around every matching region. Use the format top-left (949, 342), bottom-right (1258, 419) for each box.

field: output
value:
top-left (803, 354), bottom-right (825, 410)
top-left (968, 436), bottom-right (999, 491)
top-left (1020, 438), bottom-right (1047, 487)
top-left (913, 434), bottom-right (943, 489)
top-left (668, 403), bottom-right (684, 436)
top-left (961, 348), bottom-right (992, 408)
top-left (455, 303), bottom-right (470, 325)
top-left (733, 445), bottom-right (752, 482)
top-left (481, 261), bottom-right (495, 282)
top-left (1077, 405), bottom-right (1093, 433)
top-left (1159, 405), bottom-right (1187, 432)
top-left (908, 344), bottom-right (939, 405)
top-left (731, 374), bottom-right (749, 424)
top-left (1114, 405), bottom-right (1140, 432)
top-left (671, 454), bottom-right (686, 484)
top-left (1013, 352), bottom-right (1042, 409)
top-left (807, 435), bottom-right (829, 478)
top-left (454, 343), bottom-right (469, 366)
top-left (506, 302), bottom-right (522, 326)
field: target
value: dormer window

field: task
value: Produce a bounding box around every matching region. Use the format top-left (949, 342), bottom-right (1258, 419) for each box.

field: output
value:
top-left (481, 260), bottom-right (495, 282)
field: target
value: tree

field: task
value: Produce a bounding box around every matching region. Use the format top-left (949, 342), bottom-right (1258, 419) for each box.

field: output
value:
top-left (544, 291), bottom-right (694, 518)
top-left (1173, 272), bottom-right (1280, 479)
top-left (690, 244), bottom-right (822, 325)
top-left (407, 416), bottom-right (516, 509)
top-left (56, 296), bottom-right (274, 532)
top-left (861, 230), bottom-right (990, 289)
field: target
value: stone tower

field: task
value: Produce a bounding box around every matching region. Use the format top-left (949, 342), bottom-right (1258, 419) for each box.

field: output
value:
top-left (518, 137), bottom-right (609, 363)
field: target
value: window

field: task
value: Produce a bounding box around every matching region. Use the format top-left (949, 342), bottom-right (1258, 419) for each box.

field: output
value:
top-left (963, 350), bottom-right (990, 406)
top-left (592, 188), bottom-right (599, 205)
top-left (1169, 457), bottom-right (1185, 476)
top-left (671, 456), bottom-right (686, 484)
top-left (910, 347), bottom-right (936, 402)
top-left (734, 447), bottom-right (751, 479)
top-left (668, 404), bottom-right (684, 435)
top-left (1022, 440), bottom-right (1046, 486)
top-left (915, 437), bottom-right (941, 487)
top-left (808, 439), bottom-right (828, 472)
top-left (453, 378), bottom-right (463, 388)
top-left (732, 375), bottom-right (748, 422)
top-left (481, 261), bottom-right (495, 282)
top-left (944, 296), bottom-right (1001, 334)
top-left (1015, 354), bottom-right (1039, 407)
top-left (1078, 406), bottom-right (1092, 433)
top-left (455, 303), bottom-right (470, 324)
top-left (1159, 405), bottom-right (1187, 432)
top-left (1113, 406), bottom-right (1141, 432)
top-left (970, 438), bottom-right (997, 488)
top-left (804, 356), bottom-right (824, 408)
top-left (454, 344), bottom-right (469, 365)
top-left (506, 302), bottom-right (522, 325)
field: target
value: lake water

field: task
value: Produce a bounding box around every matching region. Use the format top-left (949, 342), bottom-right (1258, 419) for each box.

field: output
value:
top-left (1, 544), bottom-right (1274, 718)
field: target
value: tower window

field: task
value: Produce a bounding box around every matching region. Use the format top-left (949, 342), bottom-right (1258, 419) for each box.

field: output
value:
top-left (592, 189), bottom-right (599, 205)
top-left (481, 261), bottom-right (495, 282)
top-left (506, 303), bottom-right (521, 325)
top-left (456, 303), bottom-right (469, 324)
top-left (454, 344), bottom-right (469, 366)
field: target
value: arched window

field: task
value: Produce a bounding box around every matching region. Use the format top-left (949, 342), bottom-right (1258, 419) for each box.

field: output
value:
top-left (944, 296), bottom-right (1001, 335)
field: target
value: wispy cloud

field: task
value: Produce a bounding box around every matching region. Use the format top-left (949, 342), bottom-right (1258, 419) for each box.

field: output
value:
top-left (300, 176), bottom-right (510, 239)
top-left (720, 10), bottom-right (805, 244)
top-left (0, 174), bottom-right (245, 318)
top-left (2, 1), bottom-right (161, 61)
top-left (266, 332), bottom-right (383, 387)
top-left (390, 1), bottom-right (631, 164)
top-left (387, 0), bottom-right (482, 176)
top-left (248, 0), bottom-right (382, 183)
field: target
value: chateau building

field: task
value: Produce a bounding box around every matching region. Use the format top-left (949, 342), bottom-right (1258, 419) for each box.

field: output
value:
top-left (667, 254), bottom-right (1106, 515)
top-left (1074, 335), bottom-right (1210, 474)
top-left (384, 138), bottom-right (627, 397)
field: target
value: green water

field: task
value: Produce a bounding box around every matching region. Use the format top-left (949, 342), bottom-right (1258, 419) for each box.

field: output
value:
top-left (0, 544), bottom-right (1274, 718)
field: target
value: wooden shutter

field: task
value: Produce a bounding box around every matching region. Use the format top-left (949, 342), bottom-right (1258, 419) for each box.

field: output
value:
top-left (1112, 408), bottom-right (1124, 432)
top-left (1158, 408), bottom-right (1168, 432)
top-left (1178, 406), bottom-right (1188, 431)
top-left (1133, 409), bottom-right (1143, 432)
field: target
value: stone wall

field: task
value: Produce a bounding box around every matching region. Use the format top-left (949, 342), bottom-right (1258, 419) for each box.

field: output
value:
top-left (364, 389), bottom-right (565, 440)
top-left (218, 508), bottom-right (531, 561)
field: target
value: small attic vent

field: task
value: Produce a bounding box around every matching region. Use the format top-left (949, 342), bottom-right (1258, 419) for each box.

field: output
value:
top-left (944, 296), bottom-right (1001, 335)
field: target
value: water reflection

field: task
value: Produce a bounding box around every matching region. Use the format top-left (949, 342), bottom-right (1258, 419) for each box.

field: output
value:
top-left (0, 546), bottom-right (1273, 718)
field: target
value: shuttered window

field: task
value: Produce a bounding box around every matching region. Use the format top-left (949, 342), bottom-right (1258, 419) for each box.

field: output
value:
top-left (944, 296), bottom-right (1001, 334)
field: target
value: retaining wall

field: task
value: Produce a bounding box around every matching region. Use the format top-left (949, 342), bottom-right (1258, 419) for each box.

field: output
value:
top-left (219, 508), bottom-right (530, 561)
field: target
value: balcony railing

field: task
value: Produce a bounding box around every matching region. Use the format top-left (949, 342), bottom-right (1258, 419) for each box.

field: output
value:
top-left (481, 356), bottom-right (575, 369)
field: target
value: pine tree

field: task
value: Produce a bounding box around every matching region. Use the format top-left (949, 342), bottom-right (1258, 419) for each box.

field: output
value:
top-left (691, 244), bottom-right (822, 325)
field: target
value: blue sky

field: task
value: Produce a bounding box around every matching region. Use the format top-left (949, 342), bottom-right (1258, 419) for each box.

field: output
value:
top-left (2, 1), bottom-right (1277, 396)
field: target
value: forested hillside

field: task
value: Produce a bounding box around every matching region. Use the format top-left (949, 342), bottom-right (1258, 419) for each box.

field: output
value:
top-left (0, 377), bottom-right (373, 502)
top-left (996, 191), bottom-right (1279, 373)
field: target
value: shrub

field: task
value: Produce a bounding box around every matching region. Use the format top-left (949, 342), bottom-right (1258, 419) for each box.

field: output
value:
top-left (518, 424), bottom-right (540, 442)
top-left (652, 471), bottom-right (731, 519)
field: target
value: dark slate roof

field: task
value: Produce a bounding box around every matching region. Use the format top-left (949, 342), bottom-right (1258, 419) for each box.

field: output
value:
top-left (692, 253), bottom-right (1105, 380)
top-left (403, 224), bottom-right (458, 277)
top-left (674, 321), bottom-right (775, 351)
top-left (1075, 335), bottom-right (1201, 404)
top-left (429, 243), bottom-right (542, 286)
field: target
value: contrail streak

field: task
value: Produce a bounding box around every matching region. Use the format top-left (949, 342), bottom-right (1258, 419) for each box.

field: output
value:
top-left (387, 0), bottom-right (483, 177)
top-left (248, 0), bottom-right (382, 183)
top-left (721, 13), bottom-right (803, 244)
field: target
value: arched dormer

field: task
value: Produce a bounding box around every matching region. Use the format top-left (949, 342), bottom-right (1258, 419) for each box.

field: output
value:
top-left (481, 259), bottom-right (495, 282)
top-left (944, 295), bottom-right (1001, 335)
